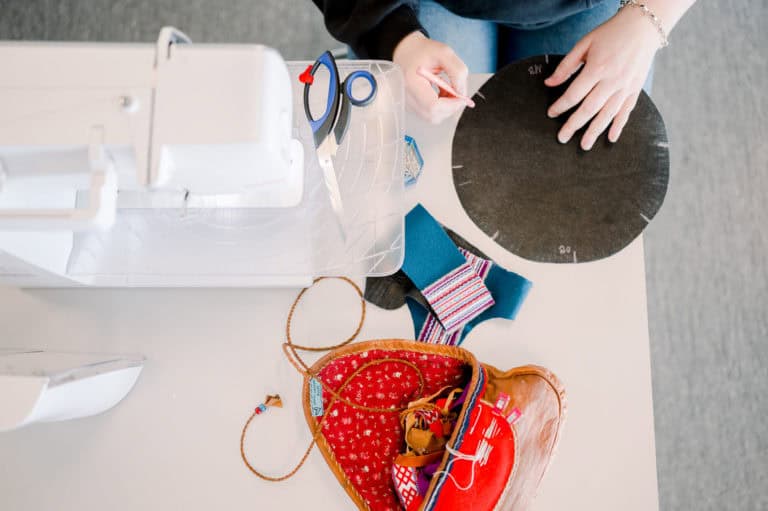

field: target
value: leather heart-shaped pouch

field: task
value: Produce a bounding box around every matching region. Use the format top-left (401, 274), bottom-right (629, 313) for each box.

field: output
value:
top-left (302, 340), bottom-right (566, 511)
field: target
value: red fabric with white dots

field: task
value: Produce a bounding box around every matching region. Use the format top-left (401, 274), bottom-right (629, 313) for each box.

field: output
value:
top-left (316, 349), bottom-right (470, 511)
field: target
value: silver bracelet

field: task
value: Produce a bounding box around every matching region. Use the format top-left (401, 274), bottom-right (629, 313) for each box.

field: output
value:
top-left (619, 0), bottom-right (669, 48)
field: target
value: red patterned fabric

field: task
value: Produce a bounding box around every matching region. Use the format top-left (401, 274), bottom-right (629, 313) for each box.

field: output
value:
top-left (316, 350), bottom-right (469, 511)
top-left (392, 463), bottom-right (421, 509)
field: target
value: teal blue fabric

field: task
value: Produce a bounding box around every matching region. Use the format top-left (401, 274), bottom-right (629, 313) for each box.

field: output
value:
top-left (403, 204), bottom-right (532, 345)
top-left (401, 204), bottom-right (468, 291)
top-left (406, 262), bottom-right (532, 345)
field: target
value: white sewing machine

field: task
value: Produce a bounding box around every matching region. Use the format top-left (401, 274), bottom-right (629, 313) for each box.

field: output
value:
top-left (0, 28), bottom-right (405, 287)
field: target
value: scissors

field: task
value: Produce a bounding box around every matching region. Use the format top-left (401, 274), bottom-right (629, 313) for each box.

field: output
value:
top-left (302, 51), bottom-right (377, 239)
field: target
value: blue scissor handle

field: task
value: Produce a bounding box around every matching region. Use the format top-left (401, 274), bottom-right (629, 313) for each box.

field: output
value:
top-left (332, 70), bottom-right (378, 146)
top-left (344, 70), bottom-right (377, 106)
top-left (303, 51), bottom-right (341, 148)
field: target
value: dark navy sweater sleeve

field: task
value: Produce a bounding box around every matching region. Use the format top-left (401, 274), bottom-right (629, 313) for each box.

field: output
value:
top-left (310, 0), bottom-right (426, 60)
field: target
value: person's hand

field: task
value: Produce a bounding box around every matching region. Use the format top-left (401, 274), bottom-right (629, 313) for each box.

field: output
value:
top-left (393, 31), bottom-right (469, 124)
top-left (545, 6), bottom-right (662, 150)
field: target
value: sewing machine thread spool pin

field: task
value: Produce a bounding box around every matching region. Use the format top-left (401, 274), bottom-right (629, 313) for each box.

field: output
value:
top-left (0, 159), bottom-right (6, 193)
top-left (181, 189), bottom-right (191, 217)
top-left (119, 95), bottom-right (139, 113)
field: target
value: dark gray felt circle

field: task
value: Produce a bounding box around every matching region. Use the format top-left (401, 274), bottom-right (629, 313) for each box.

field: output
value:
top-left (451, 55), bottom-right (669, 263)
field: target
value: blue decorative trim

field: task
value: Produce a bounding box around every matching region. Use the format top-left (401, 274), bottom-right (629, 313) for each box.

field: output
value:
top-left (423, 367), bottom-right (486, 510)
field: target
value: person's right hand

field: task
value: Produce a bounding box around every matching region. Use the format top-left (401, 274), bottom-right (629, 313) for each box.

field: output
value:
top-left (393, 31), bottom-right (469, 124)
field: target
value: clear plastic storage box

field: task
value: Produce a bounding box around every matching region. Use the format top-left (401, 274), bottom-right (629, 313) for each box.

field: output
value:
top-left (0, 33), bottom-right (405, 287)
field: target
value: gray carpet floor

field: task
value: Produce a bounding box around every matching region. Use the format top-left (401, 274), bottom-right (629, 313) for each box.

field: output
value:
top-left (646, 2), bottom-right (768, 509)
top-left (1, 0), bottom-right (766, 509)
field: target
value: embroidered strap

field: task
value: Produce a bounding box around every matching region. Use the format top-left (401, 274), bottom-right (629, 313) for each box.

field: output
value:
top-left (414, 248), bottom-right (532, 346)
top-left (422, 262), bottom-right (495, 333)
top-left (402, 205), bottom-right (494, 332)
top-left (392, 463), bottom-right (424, 510)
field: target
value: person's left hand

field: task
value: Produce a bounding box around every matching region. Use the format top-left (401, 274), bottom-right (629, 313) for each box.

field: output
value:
top-left (544, 6), bottom-right (663, 150)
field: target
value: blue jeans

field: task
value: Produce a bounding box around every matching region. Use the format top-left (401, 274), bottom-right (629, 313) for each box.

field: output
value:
top-left (417, 0), bottom-right (653, 92)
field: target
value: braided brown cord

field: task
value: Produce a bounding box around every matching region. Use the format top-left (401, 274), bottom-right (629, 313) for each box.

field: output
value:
top-left (285, 276), bottom-right (366, 352)
top-left (240, 276), bottom-right (427, 482)
top-left (240, 409), bottom-right (314, 482)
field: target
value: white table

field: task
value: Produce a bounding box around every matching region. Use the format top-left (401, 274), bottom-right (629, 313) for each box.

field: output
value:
top-left (0, 76), bottom-right (659, 511)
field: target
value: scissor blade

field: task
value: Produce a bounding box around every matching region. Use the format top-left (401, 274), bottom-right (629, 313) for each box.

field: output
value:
top-left (318, 155), bottom-right (346, 241)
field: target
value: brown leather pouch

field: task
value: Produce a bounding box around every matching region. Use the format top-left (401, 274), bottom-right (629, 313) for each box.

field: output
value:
top-left (303, 340), bottom-right (566, 511)
top-left (240, 279), bottom-right (565, 511)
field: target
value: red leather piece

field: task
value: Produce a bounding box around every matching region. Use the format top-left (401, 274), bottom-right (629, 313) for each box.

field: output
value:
top-left (431, 400), bottom-right (516, 511)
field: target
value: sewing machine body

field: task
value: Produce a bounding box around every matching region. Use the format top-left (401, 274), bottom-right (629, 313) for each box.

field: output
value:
top-left (0, 28), bottom-right (405, 287)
